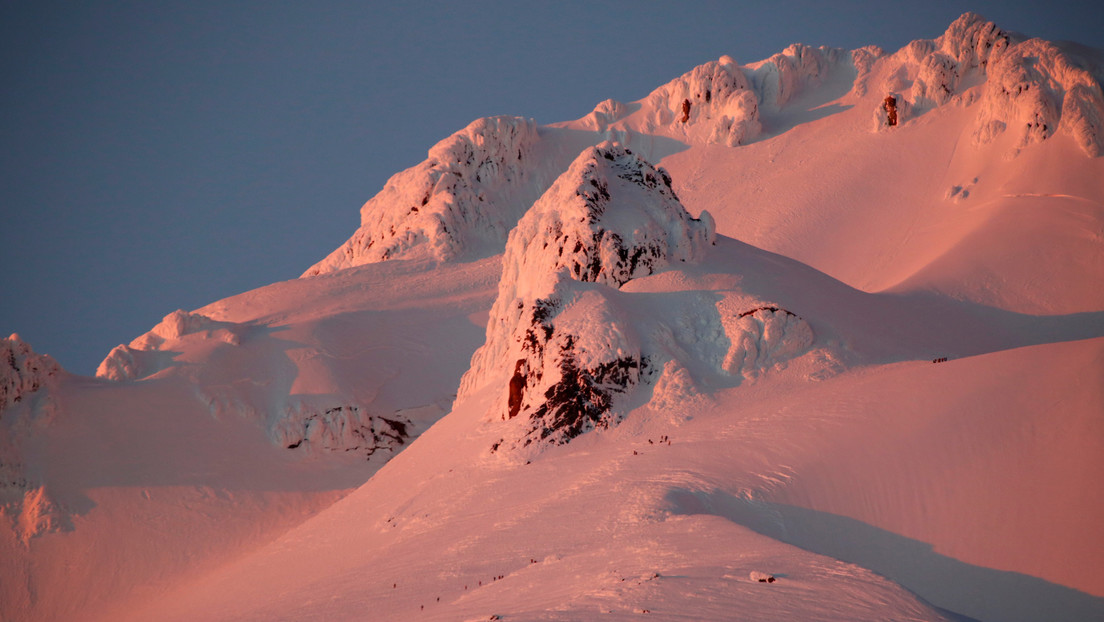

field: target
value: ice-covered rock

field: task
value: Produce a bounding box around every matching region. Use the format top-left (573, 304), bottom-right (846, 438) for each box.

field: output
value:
top-left (305, 116), bottom-right (543, 276)
top-left (1, 334), bottom-right (60, 413)
top-left (874, 12), bottom-right (1104, 155)
top-left (460, 142), bottom-right (714, 451)
top-left (582, 98), bottom-right (634, 133)
top-left (275, 404), bottom-right (411, 459)
top-left (975, 37), bottom-right (1104, 155)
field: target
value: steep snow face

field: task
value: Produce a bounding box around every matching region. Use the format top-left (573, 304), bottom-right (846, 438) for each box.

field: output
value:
top-left (460, 143), bottom-right (721, 452)
top-left (874, 12), bottom-right (1104, 156)
top-left (305, 116), bottom-right (542, 275)
top-left (747, 43), bottom-right (849, 110)
top-left (1, 334), bottom-right (60, 413)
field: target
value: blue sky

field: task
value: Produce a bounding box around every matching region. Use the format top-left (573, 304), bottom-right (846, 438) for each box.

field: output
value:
top-left (2, 1), bottom-right (1100, 374)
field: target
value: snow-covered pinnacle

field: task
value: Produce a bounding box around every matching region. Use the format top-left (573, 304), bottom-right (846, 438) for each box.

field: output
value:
top-left (1, 334), bottom-right (60, 413)
top-left (305, 116), bottom-right (541, 276)
top-left (495, 142), bottom-right (715, 301)
top-left (876, 12), bottom-right (1104, 156)
top-left (460, 143), bottom-right (714, 451)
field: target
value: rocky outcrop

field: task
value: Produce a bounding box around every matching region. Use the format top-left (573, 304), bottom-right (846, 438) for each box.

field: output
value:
top-left (304, 116), bottom-right (543, 276)
top-left (460, 142), bottom-right (714, 451)
top-left (1, 335), bottom-right (60, 413)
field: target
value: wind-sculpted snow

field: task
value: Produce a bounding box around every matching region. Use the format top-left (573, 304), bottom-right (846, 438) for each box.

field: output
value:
top-left (1, 334), bottom-right (59, 413)
top-left (305, 116), bottom-right (542, 275)
top-left (97, 309), bottom-right (245, 381)
top-left (748, 44), bottom-right (848, 109)
top-left (460, 143), bottom-right (719, 452)
top-left (875, 12), bottom-right (1104, 156)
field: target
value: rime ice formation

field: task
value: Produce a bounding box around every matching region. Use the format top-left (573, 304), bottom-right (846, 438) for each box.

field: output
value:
top-left (97, 309), bottom-right (244, 381)
top-left (305, 116), bottom-right (543, 276)
top-left (721, 307), bottom-right (814, 379)
top-left (637, 57), bottom-right (762, 147)
top-left (622, 45), bottom-right (847, 147)
top-left (1, 334), bottom-right (59, 412)
top-left (460, 142), bottom-right (715, 451)
top-left (874, 12), bottom-right (1104, 156)
top-left (275, 405), bottom-right (410, 457)
top-left (748, 43), bottom-right (848, 109)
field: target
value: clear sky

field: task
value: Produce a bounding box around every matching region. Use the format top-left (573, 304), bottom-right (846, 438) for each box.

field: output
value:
top-left (2, 1), bottom-right (1101, 374)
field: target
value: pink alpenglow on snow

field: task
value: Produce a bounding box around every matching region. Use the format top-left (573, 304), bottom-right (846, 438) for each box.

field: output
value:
top-left (3, 11), bottom-right (1103, 622)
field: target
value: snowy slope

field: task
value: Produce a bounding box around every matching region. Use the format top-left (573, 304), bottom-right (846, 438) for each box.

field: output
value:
top-left (0, 257), bottom-right (499, 622)
top-left (3, 11), bottom-right (1103, 622)
top-left (119, 235), bottom-right (1104, 622)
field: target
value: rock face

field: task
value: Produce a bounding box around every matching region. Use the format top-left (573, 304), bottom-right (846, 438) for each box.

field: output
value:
top-left (874, 12), bottom-right (1104, 156)
top-left (1, 334), bottom-right (60, 413)
top-left (883, 95), bottom-right (899, 126)
top-left (305, 116), bottom-right (543, 276)
top-left (460, 142), bottom-right (715, 451)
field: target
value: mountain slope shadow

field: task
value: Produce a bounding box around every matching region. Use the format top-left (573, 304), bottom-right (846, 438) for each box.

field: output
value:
top-left (666, 489), bottom-right (1104, 622)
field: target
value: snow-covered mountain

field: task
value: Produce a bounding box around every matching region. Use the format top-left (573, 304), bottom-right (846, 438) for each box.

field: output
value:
top-left (3, 12), bottom-right (1103, 622)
